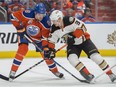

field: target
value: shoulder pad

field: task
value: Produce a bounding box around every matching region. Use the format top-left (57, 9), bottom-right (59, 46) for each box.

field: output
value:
top-left (63, 16), bottom-right (75, 26)
top-left (40, 15), bottom-right (51, 29)
top-left (23, 9), bottom-right (35, 18)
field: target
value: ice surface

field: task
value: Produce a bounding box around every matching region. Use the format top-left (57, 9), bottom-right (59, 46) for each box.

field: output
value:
top-left (0, 57), bottom-right (116, 87)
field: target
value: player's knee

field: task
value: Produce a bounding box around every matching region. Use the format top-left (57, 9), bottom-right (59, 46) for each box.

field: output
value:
top-left (90, 53), bottom-right (104, 65)
top-left (45, 59), bottom-right (54, 64)
top-left (18, 44), bottom-right (28, 55)
top-left (68, 54), bottom-right (80, 67)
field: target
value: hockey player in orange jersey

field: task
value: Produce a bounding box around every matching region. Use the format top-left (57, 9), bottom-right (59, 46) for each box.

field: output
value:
top-left (9, 3), bottom-right (64, 81)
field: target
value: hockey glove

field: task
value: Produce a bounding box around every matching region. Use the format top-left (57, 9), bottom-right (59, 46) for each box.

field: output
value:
top-left (44, 48), bottom-right (56, 59)
top-left (16, 24), bottom-right (26, 37)
top-left (67, 33), bottom-right (75, 45)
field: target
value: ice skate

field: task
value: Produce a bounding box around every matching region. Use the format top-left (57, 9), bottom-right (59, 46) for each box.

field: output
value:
top-left (87, 74), bottom-right (95, 82)
top-left (84, 74), bottom-right (95, 83)
top-left (9, 71), bottom-right (16, 82)
top-left (108, 73), bottom-right (116, 82)
top-left (52, 71), bottom-right (64, 78)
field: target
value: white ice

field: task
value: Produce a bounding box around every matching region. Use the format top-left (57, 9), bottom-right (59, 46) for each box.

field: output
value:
top-left (0, 57), bottom-right (116, 87)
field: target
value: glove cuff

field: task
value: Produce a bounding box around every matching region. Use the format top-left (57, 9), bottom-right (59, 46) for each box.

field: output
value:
top-left (48, 43), bottom-right (55, 49)
top-left (49, 48), bottom-right (56, 52)
top-left (43, 45), bottom-right (49, 51)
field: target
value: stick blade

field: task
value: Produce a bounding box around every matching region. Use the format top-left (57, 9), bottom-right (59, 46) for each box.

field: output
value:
top-left (0, 74), bottom-right (9, 81)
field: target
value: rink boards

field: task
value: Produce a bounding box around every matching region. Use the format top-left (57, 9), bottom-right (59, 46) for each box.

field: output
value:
top-left (0, 23), bottom-right (116, 58)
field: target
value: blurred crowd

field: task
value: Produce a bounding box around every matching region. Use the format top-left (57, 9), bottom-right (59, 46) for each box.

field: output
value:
top-left (0, 0), bottom-right (95, 22)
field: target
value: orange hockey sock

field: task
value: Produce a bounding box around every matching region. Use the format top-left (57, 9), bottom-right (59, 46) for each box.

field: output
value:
top-left (45, 59), bottom-right (58, 73)
top-left (106, 66), bottom-right (113, 75)
top-left (11, 44), bottom-right (28, 72)
top-left (82, 67), bottom-right (90, 75)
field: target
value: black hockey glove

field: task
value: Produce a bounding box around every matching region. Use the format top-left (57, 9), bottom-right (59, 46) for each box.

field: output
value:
top-left (44, 48), bottom-right (56, 60)
top-left (67, 33), bottom-right (75, 45)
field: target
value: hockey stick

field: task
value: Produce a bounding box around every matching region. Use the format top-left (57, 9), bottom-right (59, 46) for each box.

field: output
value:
top-left (0, 35), bottom-right (67, 81)
top-left (54, 60), bottom-right (90, 83)
top-left (24, 34), bottom-right (89, 83)
top-left (0, 74), bottom-right (9, 81)
top-left (0, 56), bottom-right (44, 81)
top-left (15, 44), bottom-right (66, 79)
top-left (93, 64), bottom-right (116, 82)
top-left (15, 60), bottom-right (44, 79)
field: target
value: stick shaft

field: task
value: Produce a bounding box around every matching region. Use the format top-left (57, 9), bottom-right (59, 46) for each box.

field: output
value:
top-left (94, 64), bottom-right (116, 82)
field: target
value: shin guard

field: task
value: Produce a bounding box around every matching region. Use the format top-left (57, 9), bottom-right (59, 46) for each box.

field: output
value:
top-left (45, 59), bottom-right (58, 73)
top-left (11, 44), bottom-right (28, 72)
top-left (90, 53), bottom-right (113, 75)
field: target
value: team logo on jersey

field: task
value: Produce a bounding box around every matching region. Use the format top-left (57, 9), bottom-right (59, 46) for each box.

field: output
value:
top-left (26, 25), bottom-right (40, 36)
top-left (107, 31), bottom-right (116, 47)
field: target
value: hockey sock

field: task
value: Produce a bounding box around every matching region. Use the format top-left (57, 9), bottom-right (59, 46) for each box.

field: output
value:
top-left (45, 59), bottom-right (58, 73)
top-left (40, 52), bottom-right (58, 73)
top-left (90, 53), bottom-right (113, 75)
top-left (99, 60), bottom-right (112, 75)
top-left (75, 62), bottom-right (90, 75)
top-left (75, 62), bottom-right (92, 80)
top-left (11, 44), bottom-right (28, 72)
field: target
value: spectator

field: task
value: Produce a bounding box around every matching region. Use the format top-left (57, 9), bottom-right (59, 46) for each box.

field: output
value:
top-left (84, 0), bottom-right (93, 9)
top-left (63, 0), bottom-right (73, 10)
top-left (7, 0), bottom-right (25, 21)
top-left (0, 0), bottom-right (8, 10)
top-left (72, 0), bottom-right (78, 10)
top-left (77, 0), bottom-right (86, 13)
top-left (8, 0), bottom-right (25, 14)
top-left (66, 8), bottom-right (75, 17)
top-left (73, 0), bottom-right (86, 20)
top-left (50, 1), bottom-right (66, 16)
top-left (23, 0), bottom-right (36, 9)
top-left (51, 1), bottom-right (61, 11)
top-left (80, 8), bottom-right (96, 22)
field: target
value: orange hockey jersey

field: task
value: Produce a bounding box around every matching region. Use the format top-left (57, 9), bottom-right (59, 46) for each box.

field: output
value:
top-left (10, 9), bottom-right (51, 47)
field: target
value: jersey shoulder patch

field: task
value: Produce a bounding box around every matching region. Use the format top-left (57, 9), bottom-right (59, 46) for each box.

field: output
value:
top-left (23, 9), bottom-right (35, 18)
top-left (63, 16), bottom-right (75, 26)
top-left (69, 17), bottom-right (74, 23)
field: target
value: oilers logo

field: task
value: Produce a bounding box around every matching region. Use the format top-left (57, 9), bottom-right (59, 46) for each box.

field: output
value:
top-left (26, 25), bottom-right (40, 36)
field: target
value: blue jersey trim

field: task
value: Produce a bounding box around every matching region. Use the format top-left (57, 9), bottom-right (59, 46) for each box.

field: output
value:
top-left (40, 15), bottom-right (51, 29)
top-left (22, 9), bottom-right (35, 18)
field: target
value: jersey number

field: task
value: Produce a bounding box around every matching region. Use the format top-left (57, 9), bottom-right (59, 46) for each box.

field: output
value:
top-left (75, 20), bottom-right (87, 32)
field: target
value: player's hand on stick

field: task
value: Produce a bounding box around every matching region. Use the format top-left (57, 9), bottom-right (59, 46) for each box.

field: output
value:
top-left (67, 33), bottom-right (75, 45)
top-left (44, 48), bottom-right (56, 59)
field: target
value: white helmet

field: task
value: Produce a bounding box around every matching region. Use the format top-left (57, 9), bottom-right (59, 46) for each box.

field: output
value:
top-left (50, 10), bottom-right (64, 21)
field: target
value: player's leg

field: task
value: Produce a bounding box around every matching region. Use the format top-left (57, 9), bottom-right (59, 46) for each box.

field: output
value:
top-left (84, 39), bottom-right (116, 82)
top-left (9, 36), bottom-right (29, 81)
top-left (90, 53), bottom-right (116, 82)
top-left (36, 42), bottom-right (64, 78)
top-left (67, 45), bottom-right (94, 82)
top-left (40, 52), bottom-right (64, 78)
